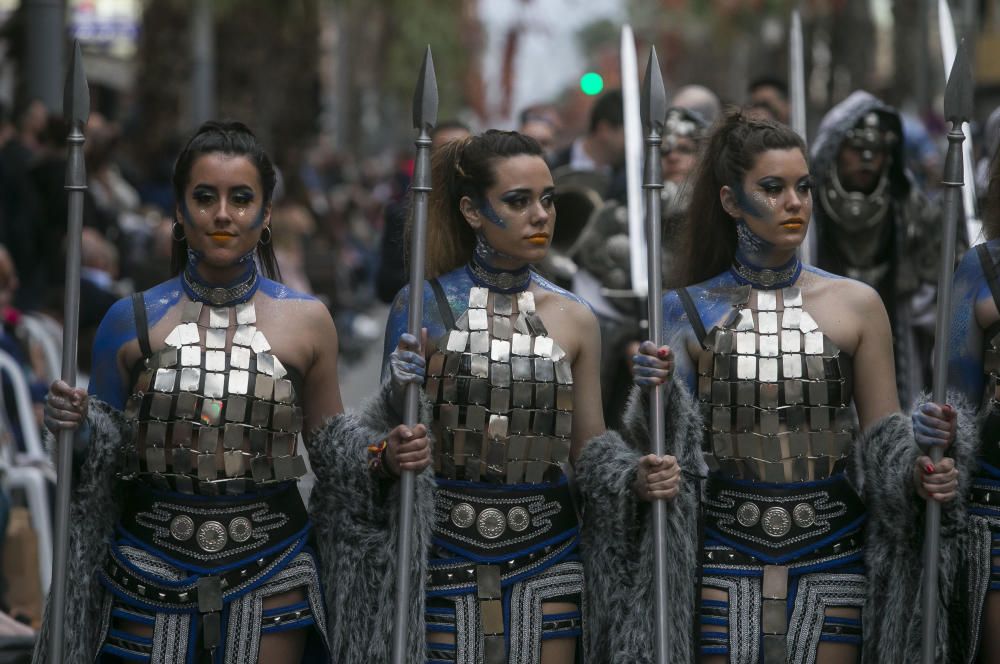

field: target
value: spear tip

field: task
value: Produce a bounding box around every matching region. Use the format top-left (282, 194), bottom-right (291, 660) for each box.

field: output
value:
top-left (944, 39), bottom-right (974, 125)
top-left (63, 40), bottom-right (90, 128)
top-left (640, 46), bottom-right (667, 132)
top-left (413, 46), bottom-right (439, 132)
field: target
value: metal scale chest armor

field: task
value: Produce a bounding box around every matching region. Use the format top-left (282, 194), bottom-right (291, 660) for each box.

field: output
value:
top-left (120, 299), bottom-right (307, 494)
top-left (426, 286), bottom-right (573, 485)
top-left (696, 286), bottom-right (856, 483)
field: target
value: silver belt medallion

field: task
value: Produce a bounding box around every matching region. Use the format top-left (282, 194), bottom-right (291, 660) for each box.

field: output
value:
top-left (761, 506), bottom-right (792, 538)
top-left (196, 520), bottom-right (229, 552)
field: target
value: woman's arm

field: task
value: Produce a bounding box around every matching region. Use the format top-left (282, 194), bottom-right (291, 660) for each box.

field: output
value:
top-left (569, 302), bottom-right (606, 463)
top-left (300, 300), bottom-right (346, 433)
top-left (849, 284), bottom-right (901, 429)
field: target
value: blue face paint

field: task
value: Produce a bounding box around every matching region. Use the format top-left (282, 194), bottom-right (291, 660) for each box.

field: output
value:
top-left (250, 206), bottom-right (267, 229)
top-left (478, 199), bottom-right (507, 229)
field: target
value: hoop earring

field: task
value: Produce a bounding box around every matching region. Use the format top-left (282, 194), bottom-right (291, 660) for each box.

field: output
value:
top-left (172, 222), bottom-right (186, 242)
top-left (259, 226), bottom-right (272, 246)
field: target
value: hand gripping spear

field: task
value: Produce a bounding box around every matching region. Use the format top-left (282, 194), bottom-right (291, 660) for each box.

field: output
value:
top-left (919, 39), bottom-right (972, 664)
top-left (390, 46), bottom-right (437, 664)
top-left (49, 40), bottom-right (90, 664)
top-left (641, 46), bottom-right (671, 664)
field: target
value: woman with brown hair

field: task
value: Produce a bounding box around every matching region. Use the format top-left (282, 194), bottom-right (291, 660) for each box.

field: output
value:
top-left (382, 129), bottom-right (610, 663)
top-left (577, 110), bottom-right (968, 663)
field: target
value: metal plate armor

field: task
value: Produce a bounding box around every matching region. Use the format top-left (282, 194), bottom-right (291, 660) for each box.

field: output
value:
top-left (427, 287), bottom-right (573, 484)
top-left (696, 286), bottom-right (856, 482)
top-left (120, 300), bottom-right (307, 495)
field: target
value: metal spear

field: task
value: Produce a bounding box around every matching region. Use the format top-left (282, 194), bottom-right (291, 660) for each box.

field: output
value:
top-left (390, 45), bottom-right (437, 664)
top-left (938, 0), bottom-right (981, 246)
top-left (641, 46), bottom-right (671, 664)
top-left (49, 40), bottom-right (90, 664)
top-left (919, 39), bottom-right (972, 664)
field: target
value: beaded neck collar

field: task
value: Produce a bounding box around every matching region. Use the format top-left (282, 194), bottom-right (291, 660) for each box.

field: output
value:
top-left (465, 253), bottom-right (531, 294)
top-left (181, 261), bottom-right (260, 307)
top-left (729, 254), bottom-right (802, 290)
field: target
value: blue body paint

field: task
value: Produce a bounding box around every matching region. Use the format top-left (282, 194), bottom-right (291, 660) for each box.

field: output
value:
top-left (89, 276), bottom-right (316, 410)
top-left (946, 240), bottom-right (999, 405)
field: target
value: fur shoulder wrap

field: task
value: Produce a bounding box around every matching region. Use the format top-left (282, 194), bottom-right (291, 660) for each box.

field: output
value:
top-left (857, 394), bottom-right (978, 664)
top-left (305, 381), bottom-right (436, 663)
top-left (33, 399), bottom-right (131, 664)
top-left (576, 379), bottom-right (706, 664)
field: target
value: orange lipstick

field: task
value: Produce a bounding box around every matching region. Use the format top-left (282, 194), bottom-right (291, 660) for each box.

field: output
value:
top-left (526, 233), bottom-right (549, 246)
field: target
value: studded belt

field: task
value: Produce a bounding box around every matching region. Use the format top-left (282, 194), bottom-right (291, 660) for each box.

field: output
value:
top-left (703, 473), bottom-right (865, 562)
top-left (432, 478), bottom-right (578, 559)
top-left (119, 480), bottom-right (307, 568)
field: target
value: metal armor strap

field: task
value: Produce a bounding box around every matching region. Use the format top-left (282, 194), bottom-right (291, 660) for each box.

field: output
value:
top-left (677, 287), bottom-right (707, 345)
top-left (977, 244), bottom-right (1000, 314)
top-left (132, 292), bottom-right (152, 359)
top-left (697, 286), bottom-right (856, 482)
top-left (427, 287), bottom-right (574, 484)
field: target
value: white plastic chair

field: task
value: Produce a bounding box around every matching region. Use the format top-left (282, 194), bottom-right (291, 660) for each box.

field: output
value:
top-left (0, 349), bottom-right (54, 596)
top-left (18, 314), bottom-right (62, 384)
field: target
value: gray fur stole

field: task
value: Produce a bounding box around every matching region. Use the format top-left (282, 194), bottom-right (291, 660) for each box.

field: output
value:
top-left (576, 380), bottom-right (706, 664)
top-left (305, 382), bottom-right (436, 663)
top-left (32, 400), bottom-right (130, 664)
top-left (857, 395), bottom-right (977, 664)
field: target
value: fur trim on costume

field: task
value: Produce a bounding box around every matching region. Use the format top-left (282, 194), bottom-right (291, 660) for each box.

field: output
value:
top-left (858, 393), bottom-right (978, 664)
top-left (577, 379), bottom-right (705, 664)
top-left (33, 400), bottom-right (130, 664)
top-left (305, 381), bottom-right (436, 663)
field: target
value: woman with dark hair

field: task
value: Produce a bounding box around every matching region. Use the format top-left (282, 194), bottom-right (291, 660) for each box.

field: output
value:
top-left (381, 129), bottom-right (611, 663)
top-left (943, 145), bottom-right (1000, 663)
top-left (38, 120), bottom-right (430, 663)
top-left (577, 110), bottom-right (969, 663)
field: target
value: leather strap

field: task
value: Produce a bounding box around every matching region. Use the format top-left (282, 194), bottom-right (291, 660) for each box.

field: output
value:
top-left (131, 292), bottom-right (152, 359)
top-left (430, 278), bottom-right (456, 330)
top-left (677, 287), bottom-right (707, 346)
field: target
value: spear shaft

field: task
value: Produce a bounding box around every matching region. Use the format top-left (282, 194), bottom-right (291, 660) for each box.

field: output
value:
top-left (919, 40), bottom-right (972, 664)
top-left (390, 46), bottom-right (437, 664)
top-left (50, 40), bottom-right (89, 664)
top-left (641, 47), bottom-right (670, 664)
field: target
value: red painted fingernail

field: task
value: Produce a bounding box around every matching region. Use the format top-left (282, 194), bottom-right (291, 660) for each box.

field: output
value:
top-left (657, 348), bottom-right (669, 358)
top-left (925, 464), bottom-right (935, 474)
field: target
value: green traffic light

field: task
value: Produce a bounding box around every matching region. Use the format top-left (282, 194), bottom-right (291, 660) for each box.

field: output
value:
top-left (580, 72), bottom-right (604, 96)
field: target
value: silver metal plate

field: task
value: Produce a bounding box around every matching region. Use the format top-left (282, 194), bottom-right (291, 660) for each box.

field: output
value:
top-left (490, 340), bottom-right (511, 363)
top-left (477, 508), bottom-right (506, 539)
top-left (180, 346), bottom-right (201, 367)
top-left (470, 331), bottom-right (490, 354)
top-left (170, 515), bottom-right (195, 541)
top-left (759, 334), bottom-right (779, 357)
top-left (470, 355), bottom-right (489, 378)
top-left (447, 330), bottom-right (469, 352)
top-left (759, 358), bottom-right (778, 382)
top-left (196, 521), bottom-right (228, 552)
top-left (517, 291), bottom-right (536, 313)
top-left (534, 336), bottom-right (554, 358)
top-left (798, 311), bottom-right (819, 333)
top-left (469, 308), bottom-right (488, 331)
top-left (469, 287), bottom-right (489, 309)
top-left (256, 352), bottom-right (275, 376)
top-left (804, 331), bottom-right (824, 355)
top-left (780, 330), bottom-right (801, 353)
top-left (792, 503), bottom-right (816, 528)
top-left (736, 501), bottom-right (761, 527)
top-left (511, 333), bottom-right (532, 356)
top-left (154, 368), bottom-right (177, 393)
top-left (228, 516), bottom-right (253, 542)
top-left (782, 308), bottom-right (801, 329)
top-left (736, 331), bottom-right (755, 354)
top-left (179, 323), bottom-right (201, 346)
top-left (737, 356), bottom-right (756, 380)
top-left (235, 302), bottom-right (256, 325)
top-left (554, 360), bottom-right (573, 385)
top-left (758, 311), bottom-right (778, 334)
top-left (508, 506), bottom-right (530, 532)
top-left (233, 325), bottom-right (256, 347)
top-left (209, 307), bottom-right (230, 328)
top-left (181, 300), bottom-right (204, 323)
top-left (735, 308), bottom-right (754, 331)
top-left (250, 331), bottom-right (271, 353)
top-left (229, 370), bottom-right (249, 395)
top-left (206, 328), bottom-right (227, 349)
top-left (782, 287), bottom-right (803, 307)
top-left (493, 294), bottom-right (513, 316)
top-left (204, 350), bottom-right (225, 372)
top-left (757, 291), bottom-right (778, 311)
top-left (493, 317), bottom-right (512, 340)
top-left (204, 372), bottom-right (225, 399)
top-left (451, 502), bottom-right (476, 528)
top-left (761, 506), bottom-right (792, 537)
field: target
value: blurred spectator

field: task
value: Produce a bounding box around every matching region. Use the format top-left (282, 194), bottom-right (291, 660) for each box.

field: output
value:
top-left (672, 84), bottom-right (723, 126)
top-left (745, 76), bottom-right (790, 124)
top-left (977, 106), bottom-right (1000, 203)
top-left (900, 112), bottom-right (942, 191)
top-left (271, 198), bottom-right (317, 295)
top-left (375, 121), bottom-right (471, 303)
top-left (547, 89), bottom-right (626, 201)
top-left (86, 115), bottom-right (141, 225)
top-left (518, 104), bottom-right (561, 154)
